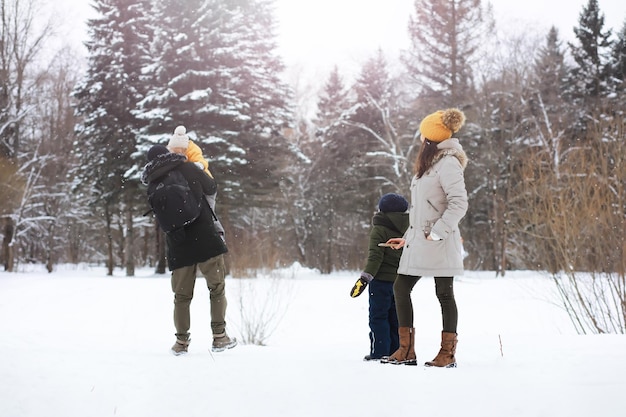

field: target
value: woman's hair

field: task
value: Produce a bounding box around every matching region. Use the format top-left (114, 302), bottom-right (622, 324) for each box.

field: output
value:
top-left (413, 139), bottom-right (440, 178)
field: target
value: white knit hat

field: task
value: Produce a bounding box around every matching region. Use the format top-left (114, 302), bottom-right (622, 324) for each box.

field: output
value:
top-left (168, 125), bottom-right (189, 149)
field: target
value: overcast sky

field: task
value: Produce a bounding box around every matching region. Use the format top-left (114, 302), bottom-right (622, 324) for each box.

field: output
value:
top-left (274, 0), bottom-right (626, 76)
top-left (47, 0), bottom-right (626, 79)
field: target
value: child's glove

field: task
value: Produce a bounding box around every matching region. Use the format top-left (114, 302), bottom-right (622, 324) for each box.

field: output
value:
top-left (350, 272), bottom-right (373, 298)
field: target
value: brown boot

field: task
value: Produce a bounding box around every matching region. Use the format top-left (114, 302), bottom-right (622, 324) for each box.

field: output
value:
top-left (212, 332), bottom-right (237, 352)
top-left (425, 331), bottom-right (457, 368)
top-left (171, 334), bottom-right (190, 356)
top-left (381, 327), bottom-right (417, 365)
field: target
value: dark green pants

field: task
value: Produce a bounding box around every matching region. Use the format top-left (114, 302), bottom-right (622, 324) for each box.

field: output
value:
top-left (393, 275), bottom-right (458, 333)
top-left (171, 255), bottom-right (228, 339)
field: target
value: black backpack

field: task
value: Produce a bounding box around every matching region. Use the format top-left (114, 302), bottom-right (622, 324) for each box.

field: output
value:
top-left (148, 170), bottom-right (202, 233)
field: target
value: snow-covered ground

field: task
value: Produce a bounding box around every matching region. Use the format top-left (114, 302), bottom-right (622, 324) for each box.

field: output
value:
top-left (1, 264), bottom-right (624, 417)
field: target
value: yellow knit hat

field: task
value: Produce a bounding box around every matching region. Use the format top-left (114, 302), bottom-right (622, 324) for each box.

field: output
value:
top-left (419, 108), bottom-right (466, 142)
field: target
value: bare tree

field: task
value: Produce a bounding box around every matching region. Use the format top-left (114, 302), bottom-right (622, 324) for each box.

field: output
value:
top-left (0, 0), bottom-right (54, 270)
top-left (463, 29), bottom-right (540, 273)
top-left (235, 272), bottom-right (293, 346)
top-left (513, 113), bottom-right (625, 333)
top-left (0, 0), bottom-right (51, 159)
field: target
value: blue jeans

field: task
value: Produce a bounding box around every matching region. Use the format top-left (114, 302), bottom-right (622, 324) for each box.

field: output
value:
top-left (368, 279), bottom-right (399, 358)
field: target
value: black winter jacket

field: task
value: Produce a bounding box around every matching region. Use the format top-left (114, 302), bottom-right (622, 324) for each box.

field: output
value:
top-left (142, 152), bottom-right (227, 271)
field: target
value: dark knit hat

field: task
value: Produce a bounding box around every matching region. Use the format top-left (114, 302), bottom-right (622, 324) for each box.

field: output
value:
top-left (147, 144), bottom-right (169, 161)
top-left (378, 193), bottom-right (409, 213)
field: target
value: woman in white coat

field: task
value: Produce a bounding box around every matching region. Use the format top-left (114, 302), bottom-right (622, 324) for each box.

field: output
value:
top-left (382, 108), bottom-right (468, 367)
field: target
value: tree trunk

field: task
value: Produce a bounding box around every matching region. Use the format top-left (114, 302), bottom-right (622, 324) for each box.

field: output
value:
top-left (2, 217), bottom-right (15, 272)
top-left (117, 217), bottom-right (125, 269)
top-left (323, 202), bottom-right (333, 275)
top-left (105, 206), bottom-right (114, 276)
top-left (125, 207), bottom-right (135, 276)
top-left (46, 222), bottom-right (54, 273)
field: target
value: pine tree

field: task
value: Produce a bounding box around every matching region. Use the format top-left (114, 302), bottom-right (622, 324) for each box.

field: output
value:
top-left (534, 27), bottom-right (568, 108)
top-left (609, 20), bottom-right (626, 101)
top-left (72, 0), bottom-right (154, 275)
top-left (402, 0), bottom-right (490, 108)
top-left (135, 0), bottom-right (295, 209)
top-left (528, 26), bottom-right (570, 174)
top-left (134, 0), bottom-right (238, 138)
top-left (218, 0), bottom-right (296, 210)
top-left (566, 0), bottom-right (613, 107)
top-left (316, 66), bottom-right (350, 127)
top-left (306, 52), bottom-right (418, 272)
top-left (227, 0), bottom-right (292, 134)
top-left (612, 21), bottom-right (626, 79)
top-left (351, 49), bottom-right (392, 135)
top-left (347, 49), bottom-right (414, 192)
top-left (303, 67), bottom-right (352, 273)
top-left (272, 68), bottom-right (349, 268)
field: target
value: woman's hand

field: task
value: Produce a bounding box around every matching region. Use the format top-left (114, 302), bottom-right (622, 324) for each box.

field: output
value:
top-left (385, 238), bottom-right (406, 250)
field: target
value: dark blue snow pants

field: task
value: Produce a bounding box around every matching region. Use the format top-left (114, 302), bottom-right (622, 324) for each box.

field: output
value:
top-left (368, 279), bottom-right (399, 358)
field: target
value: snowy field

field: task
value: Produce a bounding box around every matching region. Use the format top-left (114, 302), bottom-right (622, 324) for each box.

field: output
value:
top-left (1, 263), bottom-right (624, 417)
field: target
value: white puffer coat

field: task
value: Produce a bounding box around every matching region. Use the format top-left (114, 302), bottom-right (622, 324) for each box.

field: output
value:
top-left (397, 138), bottom-right (468, 277)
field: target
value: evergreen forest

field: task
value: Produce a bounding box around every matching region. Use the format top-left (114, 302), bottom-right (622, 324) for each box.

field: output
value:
top-left (1, 0), bottom-right (624, 279)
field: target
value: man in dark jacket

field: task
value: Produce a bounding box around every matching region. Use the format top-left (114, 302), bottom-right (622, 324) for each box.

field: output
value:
top-left (351, 193), bottom-right (409, 361)
top-left (142, 145), bottom-right (237, 355)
